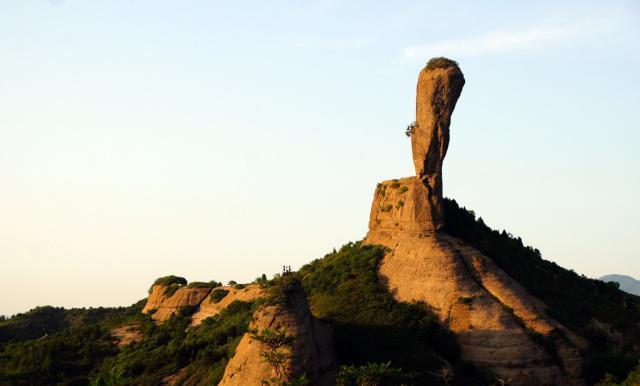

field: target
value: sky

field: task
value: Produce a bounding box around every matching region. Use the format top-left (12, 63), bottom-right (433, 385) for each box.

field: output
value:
top-left (1, 0), bottom-right (639, 316)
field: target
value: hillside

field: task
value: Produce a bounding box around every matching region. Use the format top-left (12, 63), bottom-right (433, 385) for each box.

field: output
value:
top-left (600, 275), bottom-right (640, 296)
top-left (2, 58), bottom-right (639, 385)
top-left (2, 222), bottom-right (640, 385)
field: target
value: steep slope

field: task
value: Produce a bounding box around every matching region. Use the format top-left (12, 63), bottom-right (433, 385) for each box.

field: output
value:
top-left (219, 277), bottom-right (336, 386)
top-left (366, 189), bottom-right (585, 385)
top-left (363, 58), bottom-right (586, 385)
top-left (600, 274), bottom-right (640, 296)
top-left (445, 199), bottom-right (640, 383)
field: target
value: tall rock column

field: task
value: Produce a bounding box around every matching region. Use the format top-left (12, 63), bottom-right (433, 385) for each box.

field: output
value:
top-left (411, 59), bottom-right (465, 227)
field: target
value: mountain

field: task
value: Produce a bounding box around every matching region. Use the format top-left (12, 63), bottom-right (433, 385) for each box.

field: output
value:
top-left (600, 274), bottom-right (640, 296)
top-left (2, 58), bottom-right (640, 386)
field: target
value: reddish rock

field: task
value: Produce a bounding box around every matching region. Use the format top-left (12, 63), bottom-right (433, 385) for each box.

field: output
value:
top-left (411, 61), bottom-right (464, 227)
top-left (142, 285), bottom-right (211, 322)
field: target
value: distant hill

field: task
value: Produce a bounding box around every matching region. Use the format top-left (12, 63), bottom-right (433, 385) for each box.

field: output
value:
top-left (600, 274), bottom-right (640, 296)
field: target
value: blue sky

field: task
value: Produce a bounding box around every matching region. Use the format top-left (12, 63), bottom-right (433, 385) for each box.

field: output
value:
top-left (1, 0), bottom-right (639, 315)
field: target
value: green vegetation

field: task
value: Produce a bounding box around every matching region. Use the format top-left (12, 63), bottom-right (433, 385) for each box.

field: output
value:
top-left (337, 362), bottom-right (407, 386)
top-left (381, 204), bottom-right (393, 212)
top-left (425, 57), bottom-right (459, 71)
top-left (296, 242), bottom-right (489, 385)
top-left (399, 186), bottom-right (409, 194)
top-left (390, 181), bottom-right (401, 189)
top-left (210, 288), bottom-right (230, 303)
top-left (597, 362), bottom-right (640, 385)
top-left (250, 327), bottom-right (309, 386)
top-left (444, 197), bottom-right (640, 383)
top-left (5, 200), bottom-right (640, 385)
top-left (0, 304), bottom-right (142, 385)
top-left (93, 300), bottom-right (255, 385)
top-left (187, 280), bottom-right (222, 289)
top-left (255, 273), bottom-right (269, 287)
top-left (0, 303), bottom-right (145, 344)
top-left (149, 275), bottom-right (187, 297)
top-left (0, 299), bottom-right (257, 385)
top-left (151, 275), bottom-right (187, 288)
top-left (396, 200), bottom-right (405, 209)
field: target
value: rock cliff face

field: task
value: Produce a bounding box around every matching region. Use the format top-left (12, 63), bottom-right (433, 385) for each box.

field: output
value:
top-left (219, 281), bottom-right (336, 386)
top-left (411, 61), bottom-right (464, 229)
top-left (364, 59), bottom-right (586, 385)
top-left (191, 285), bottom-right (264, 326)
top-left (143, 284), bottom-right (264, 324)
top-left (143, 285), bottom-right (212, 322)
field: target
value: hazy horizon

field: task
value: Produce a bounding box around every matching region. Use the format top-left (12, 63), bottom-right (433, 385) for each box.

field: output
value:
top-left (1, 0), bottom-right (639, 316)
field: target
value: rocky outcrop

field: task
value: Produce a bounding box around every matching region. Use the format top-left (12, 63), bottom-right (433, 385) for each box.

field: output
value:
top-left (366, 230), bottom-right (585, 385)
top-left (369, 177), bottom-right (441, 233)
top-left (143, 283), bottom-right (266, 325)
top-left (219, 280), bottom-right (336, 386)
top-left (364, 58), bottom-right (586, 385)
top-left (191, 284), bottom-right (265, 326)
top-left (411, 61), bottom-right (464, 229)
top-left (142, 285), bottom-right (212, 322)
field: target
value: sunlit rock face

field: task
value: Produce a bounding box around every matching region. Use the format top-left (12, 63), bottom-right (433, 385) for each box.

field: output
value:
top-left (365, 59), bottom-right (586, 385)
top-left (411, 61), bottom-right (464, 228)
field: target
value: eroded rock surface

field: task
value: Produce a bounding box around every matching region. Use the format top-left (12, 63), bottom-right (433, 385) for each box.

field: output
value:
top-left (191, 284), bottom-right (265, 326)
top-left (219, 281), bottom-right (336, 386)
top-left (369, 177), bottom-right (442, 232)
top-left (411, 61), bottom-right (464, 229)
top-left (142, 285), bottom-right (212, 322)
top-left (365, 230), bottom-right (585, 385)
top-left (364, 59), bottom-right (586, 385)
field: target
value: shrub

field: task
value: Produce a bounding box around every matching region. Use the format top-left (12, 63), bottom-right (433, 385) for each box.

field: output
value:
top-left (381, 204), bottom-right (393, 212)
top-left (210, 289), bottom-right (230, 304)
top-left (149, 275), bottom-right (187, 294)
top-left (425, 57), bottom-right (458, 71)
top-left (399, 186), bottom-right (409, 194)
top-left (187, 280), bottom-right (222, 289)
top-left (337, 362), bottom-right (408, 386)
top-left (255, 274), bottom-right (269, 287)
